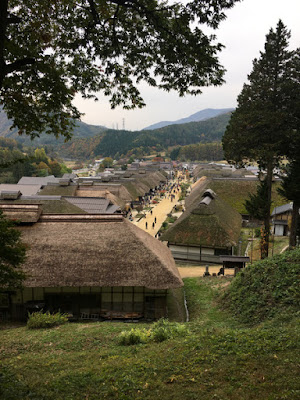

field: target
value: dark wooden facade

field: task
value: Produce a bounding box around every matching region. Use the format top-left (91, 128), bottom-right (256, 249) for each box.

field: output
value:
top-left (5, 286), bottom-right (168, 321)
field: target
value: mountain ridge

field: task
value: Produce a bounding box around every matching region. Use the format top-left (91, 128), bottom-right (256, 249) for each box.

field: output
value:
top-left (142, 108), bottom-right (234, 130)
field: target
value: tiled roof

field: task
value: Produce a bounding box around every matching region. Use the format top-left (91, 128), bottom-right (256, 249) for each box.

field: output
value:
top-left (64, 197), bottom-right (121, 214)
top-left (0, 184), bottom-right (42, 196)
top-left (18, 176), bottom-right (59, 185)
top-left (271, 203), bottom-right (293, 216)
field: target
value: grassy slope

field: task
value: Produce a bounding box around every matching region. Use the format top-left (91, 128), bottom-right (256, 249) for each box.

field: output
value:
top-left (221, 248), bottom-right (300, 324)
top-left (209, 180), bottom-right (286, 214)
top-left (0, 276), bottom-right (299, 400)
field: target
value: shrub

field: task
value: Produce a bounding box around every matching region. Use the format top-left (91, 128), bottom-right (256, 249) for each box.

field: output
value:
top-left (254, 227), bottom-right (261, 237)
top-left (118, 328), bottom-right (148, 345)
top-left (151, 319), bottom-right (189, 342)
top-left (118, 319), bottom-right (189, 345)
top-left (27, 311), bottom-right (68, 329)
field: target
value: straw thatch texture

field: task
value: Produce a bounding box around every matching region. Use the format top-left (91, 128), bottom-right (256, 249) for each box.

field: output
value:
top-left (161, 189), bottom-right (241, 248)
top-left (185, 178), bottom-right (210, 209)
top-left (0, 204), bottom-right (42, 223)
top-left (18, 217), bottom-right (183, 289)
top-left (76, 185), bottom-right (132, 204)
top-left (39, 185), bottom-right (78, 196)
top-left (0, 198), bottom-right (85, 214)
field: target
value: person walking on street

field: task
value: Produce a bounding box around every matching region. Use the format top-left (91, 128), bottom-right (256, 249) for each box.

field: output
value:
top-left (154, 217), bottom-right (157, 224)
top-left (152, 222), bottom-right (155, 229)
top-left (145, 221), bottom-right (148, 229)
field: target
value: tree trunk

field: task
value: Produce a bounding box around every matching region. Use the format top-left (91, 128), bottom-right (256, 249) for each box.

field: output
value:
top-left (289, 201), bottom-right (299, 248)
top-left (261, 160), bottom-right (274, 259)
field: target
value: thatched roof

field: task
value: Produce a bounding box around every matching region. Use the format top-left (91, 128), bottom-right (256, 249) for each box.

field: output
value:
top-left (0, 204), bottom-right (42, 223)
top-left (160, 188), bottom-right (241, 248)
top-left (185, 177), bottom-right (210, 209)
top-left (39, 184), bottom-right (78, 196)
top-left (76, 185), bottom-right (130, 206)
top-left (0, 198), bottom-right (86, 215)
top-left (18, 216), bottom-right (183, 289)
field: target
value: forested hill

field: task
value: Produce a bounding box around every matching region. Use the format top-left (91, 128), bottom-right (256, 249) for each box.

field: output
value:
top-left (0, 108), bottom-right (106, 146)
top-left (90, 112), bottom-right (231, 158)
top-left (0, 108), bottom-right (232, 160)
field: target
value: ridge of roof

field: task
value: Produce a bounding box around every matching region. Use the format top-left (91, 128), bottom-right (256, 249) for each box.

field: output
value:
top-left (39, 214), bottom-right (124, 222)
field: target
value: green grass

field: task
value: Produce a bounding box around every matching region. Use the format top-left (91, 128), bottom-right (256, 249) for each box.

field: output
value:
top-left (221, 248), bottom-right (300, 324)
top-left (0, 277), bottom-right (299, 400)
top-left (210, 180), bottom-right (286, 214)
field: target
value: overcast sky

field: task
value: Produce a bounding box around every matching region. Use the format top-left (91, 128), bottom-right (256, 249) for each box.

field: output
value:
top-left (73, 0), bottom-right (300, 131)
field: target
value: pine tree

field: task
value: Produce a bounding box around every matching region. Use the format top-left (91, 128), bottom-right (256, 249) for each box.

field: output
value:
top-left (222, 20), bottom-right (300, 258)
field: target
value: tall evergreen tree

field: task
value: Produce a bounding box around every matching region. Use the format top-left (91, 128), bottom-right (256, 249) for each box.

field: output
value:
top-left (222, 20), bottom-right (300, 258)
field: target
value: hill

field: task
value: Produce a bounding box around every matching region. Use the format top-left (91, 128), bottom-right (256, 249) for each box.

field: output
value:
top-left (88, 112), bottom-right (232, 159)
top-left (1, 108), bottom-right (232, 160)
top-left (143, 108), bottom-right (234, 130)
top-left (0, 107), bottom-right (106, 147)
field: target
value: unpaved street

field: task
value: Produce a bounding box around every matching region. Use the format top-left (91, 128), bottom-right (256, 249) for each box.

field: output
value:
top-left (132, 178), bottom-right (183, 237)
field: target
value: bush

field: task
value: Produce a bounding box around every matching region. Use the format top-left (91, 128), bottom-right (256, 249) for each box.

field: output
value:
top-left (151, 319), bottom-right (189, 342)
top-left (118, 319), bottom-right (189, 345)
top-left (254, 227), bottom-right (261, 237)
top-left (118, 328), bottom-right (148, 345)
top-left (27, 311), bottom-right (68, 329)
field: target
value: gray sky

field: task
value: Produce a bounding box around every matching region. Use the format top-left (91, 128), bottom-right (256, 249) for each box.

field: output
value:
top-left (73, 0), bottom-right (300, 131)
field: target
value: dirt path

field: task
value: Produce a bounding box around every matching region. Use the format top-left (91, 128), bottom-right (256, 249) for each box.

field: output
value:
top-left (178, 266), bottom-right (234, 278)
top-left (132, 177), bottom-right (184, 237)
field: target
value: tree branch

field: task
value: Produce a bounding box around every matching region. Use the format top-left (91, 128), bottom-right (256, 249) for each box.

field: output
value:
top-left (5, 57), bottom-right (36, 74)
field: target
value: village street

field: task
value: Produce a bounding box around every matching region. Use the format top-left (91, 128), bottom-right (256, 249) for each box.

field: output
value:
top-left (132, 177), bottom-right (184, 237)
top-left (131, 174), bottom-right (233, 278)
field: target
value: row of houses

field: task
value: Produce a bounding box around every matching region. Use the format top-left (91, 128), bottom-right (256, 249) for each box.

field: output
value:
top-left (0, 170), bottom-right (183, 321)
top-left (0, 170), bottom-right (168, 213)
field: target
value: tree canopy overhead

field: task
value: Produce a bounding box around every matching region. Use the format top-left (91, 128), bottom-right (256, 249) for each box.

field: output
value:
top-left (0, 0), bottom-right (239, 140)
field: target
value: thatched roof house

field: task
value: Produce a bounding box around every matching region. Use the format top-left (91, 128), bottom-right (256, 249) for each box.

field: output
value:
top-left (18, 215), bottom-right (182, 289)
top-left (160, 188), bottom-right (242, 263)
top-left (7, 214), bottom-right (182, 321)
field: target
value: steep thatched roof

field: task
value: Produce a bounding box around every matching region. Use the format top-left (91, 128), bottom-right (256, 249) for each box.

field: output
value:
top-left (185, 177), bottom-right (210, 209)
top-left (18, 216), bottom-right (183, 289)
top-left (161, 188), bottom-right (241, 248)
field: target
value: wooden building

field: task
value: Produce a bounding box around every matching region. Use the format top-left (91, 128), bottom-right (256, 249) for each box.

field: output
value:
top-left (2, 212), bottom-right (183, 321)
top-left (160, 188), bottom-right (242, 264)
